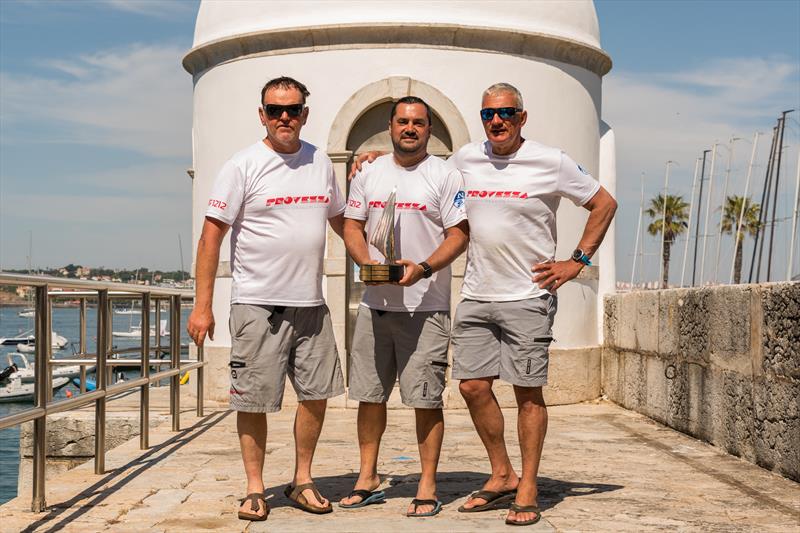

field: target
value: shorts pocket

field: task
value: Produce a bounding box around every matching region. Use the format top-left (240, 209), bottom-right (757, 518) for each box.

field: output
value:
top-left (518, 337), bottom-right (551, 378)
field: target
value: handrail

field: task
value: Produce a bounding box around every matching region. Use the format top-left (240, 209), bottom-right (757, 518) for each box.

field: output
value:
top-left (0, 273), bottom-right (204, 513)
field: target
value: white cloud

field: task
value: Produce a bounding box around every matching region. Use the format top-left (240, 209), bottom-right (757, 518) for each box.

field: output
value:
top-left (603, 56), bottom-right (800, 284)
top-left (1, 43), bottom-right (192, 158)
top-left (98, 0), bottom-right (197, 19)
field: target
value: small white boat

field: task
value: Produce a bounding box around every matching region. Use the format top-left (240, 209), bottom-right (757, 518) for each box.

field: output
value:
top-left (113, 319), bottom-right (169, 339)
top-left (18, 308), bottom-right (35, 318)
top-left (114, 307), bottom-right (142, 315)
top-left (5, 353), bottom-right (93, 383)
top-left (0, 358), bottom-right (70, 403)
top-left (0, 329), bottom-right (68, 349)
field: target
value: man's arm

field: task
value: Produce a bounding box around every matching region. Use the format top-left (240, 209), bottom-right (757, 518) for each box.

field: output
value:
top-left (328, 213), bottom-right (345, 239)
top-left (187, 217), bottom-right (229, 346)
top-left (532, 187), bottom-right (617, 291)
top-left (397, 220), bottom-right (470, 287)
top-left (343, 218), bottom-right (374, 266)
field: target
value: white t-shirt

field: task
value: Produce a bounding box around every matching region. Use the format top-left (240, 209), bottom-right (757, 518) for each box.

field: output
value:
top-left (345, 154), bottom-right (467, 312)
top-left (205, 140), bottom-right (345, 306)
top-left (451, 140), bottom-right (600, 302)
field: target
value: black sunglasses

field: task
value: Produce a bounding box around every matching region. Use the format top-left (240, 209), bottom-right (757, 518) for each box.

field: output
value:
top-left (263, 103), bottom-right (305, 119)
top-left (480, 107), bottom-right (523, 121)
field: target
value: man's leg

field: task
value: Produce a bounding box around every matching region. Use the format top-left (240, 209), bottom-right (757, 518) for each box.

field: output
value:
top-left (238, 411), bottom-right (268, 518)
top-left (506, 385), bottom-right (547, 524)
top-left (293, 398), bottom-right (330, 507)
top-left (340, 402), bottom-right (387, 506)
top-left (458, 377), bottom-right (519, 509)
top-left (408, 407), bottom-right (444, 515)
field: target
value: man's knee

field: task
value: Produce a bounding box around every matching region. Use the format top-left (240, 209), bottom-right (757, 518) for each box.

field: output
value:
top-left (514, 385), bottom-right (546, 410)
top-left (459, 378), bottom-right (493, 402)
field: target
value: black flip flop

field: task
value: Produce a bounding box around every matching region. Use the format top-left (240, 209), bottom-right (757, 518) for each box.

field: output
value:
top-left (457, 489), bottom-right (517, 512)
top-left (505, 502), bottom-right (542, 526)
top-left (406, 498), bottom-right (442, 517)
top-left (339, 489), bottom-right (386, 509)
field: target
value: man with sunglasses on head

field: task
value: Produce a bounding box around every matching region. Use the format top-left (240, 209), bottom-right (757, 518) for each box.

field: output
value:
top-left (349, 83), bottom-right (616, 526)
top-left (340, 96), bottom-right (469, 517)
top-left (187, 76), bottom-right (346, 522)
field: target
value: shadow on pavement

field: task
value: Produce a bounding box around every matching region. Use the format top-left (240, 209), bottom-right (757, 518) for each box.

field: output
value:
top-left (265, 471), bottom-right (623, 510)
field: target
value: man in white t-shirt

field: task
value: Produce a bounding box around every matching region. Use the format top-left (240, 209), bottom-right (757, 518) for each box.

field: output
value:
top-left (187, 77), bottom-right (346, 522)
top-left (348, 83), bottom-right (617, 526)
top-left (451, 83), bottom-right (617, 526)
top-left (340, 97), bottom-right (469, 517)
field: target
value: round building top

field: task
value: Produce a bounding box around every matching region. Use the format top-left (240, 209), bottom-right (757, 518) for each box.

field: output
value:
top-left (184, 0), bottom-right (610, 76)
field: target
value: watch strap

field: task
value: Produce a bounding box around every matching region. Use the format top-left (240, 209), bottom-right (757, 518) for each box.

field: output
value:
top-left (419, 261), bottom-right (433, 278)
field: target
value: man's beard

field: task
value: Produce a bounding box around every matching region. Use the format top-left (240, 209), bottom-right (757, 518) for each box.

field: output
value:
top-left (392, 136), bottom-right (425, 154)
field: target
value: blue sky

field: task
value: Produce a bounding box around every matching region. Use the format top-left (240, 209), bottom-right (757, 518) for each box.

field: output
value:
top-left (1, 0), bottom-right (798, 284)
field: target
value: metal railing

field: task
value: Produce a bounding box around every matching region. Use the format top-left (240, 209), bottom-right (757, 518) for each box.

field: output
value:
top-left (0, 273), bottom-right (204, 512)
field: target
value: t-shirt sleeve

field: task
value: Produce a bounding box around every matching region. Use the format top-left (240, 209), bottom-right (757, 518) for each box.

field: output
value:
top-left (439, 168), bottom-right (468, 229)
top-left (327, 164), bottom-right (346, 218)
top-left (205, 160), bottom-right (244, 224)
top-left (344, 169), bottom-right (368, 220)
top-left (557, 151), bottom-right (601, 206)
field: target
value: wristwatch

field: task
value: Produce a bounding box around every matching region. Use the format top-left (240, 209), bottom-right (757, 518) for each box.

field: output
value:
top-left (419, 261), bottom-right (433, 278)
top-left (571, 249), bottom-right (592, 266)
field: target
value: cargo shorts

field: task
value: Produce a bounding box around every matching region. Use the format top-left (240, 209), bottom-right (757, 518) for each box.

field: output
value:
top-left (348, 306), bottom-right (450, 409)
top-left (452, 294), bottom-right (557, 387)
top-left (228, 304), bottom-right (345, 413)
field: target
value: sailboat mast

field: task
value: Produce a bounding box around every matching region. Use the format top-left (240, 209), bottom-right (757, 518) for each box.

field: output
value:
top-left (750, 124), bottom-right (779, 283)
top-left (730, 132), bottom-right (760, 284)
top-left (630, 173), bottom-right (645, 289)
top-left (699, 144), bottom-right (718, 285)
top-left (766, 110), bottom-right (793, 280)
top-left (714, 137), bottom-right (740, 283)
top-left (681, 158), bottom-right (701, 287)
top-left (692, 150), bottom-right (711, 286)
top-left (788, 150), bottom-right (800, 281)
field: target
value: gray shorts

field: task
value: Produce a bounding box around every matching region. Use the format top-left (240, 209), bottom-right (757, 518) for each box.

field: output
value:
top-left (229, 304), bottom-right (344, 413)
top-left (452, 295), bottom-right (557, 387)
top-left (348, 306), bottom-right (450, 408)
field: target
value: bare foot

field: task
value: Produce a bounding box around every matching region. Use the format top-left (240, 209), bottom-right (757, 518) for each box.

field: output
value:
top-left (460, 471), bottom-right (520, 510)
top-left (340, 474), bottom-right (381, 506)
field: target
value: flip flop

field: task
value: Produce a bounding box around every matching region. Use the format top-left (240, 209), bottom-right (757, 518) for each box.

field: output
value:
top-left (238, 492), bottom-right (269, 521)
top-left (457, 488), bottom-right (517, 513)
top-left (339, 489), bottom-right (386, 509)
top-left (505, 502), bottom-right (542, 526)
top-left (284, 482), bottom-right (333, 514)
top-left (406, 498), bottom-right (443, 517)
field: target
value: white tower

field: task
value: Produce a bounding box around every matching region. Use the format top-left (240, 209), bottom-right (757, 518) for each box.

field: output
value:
top-left (184, 0), bottom-right (616, 405)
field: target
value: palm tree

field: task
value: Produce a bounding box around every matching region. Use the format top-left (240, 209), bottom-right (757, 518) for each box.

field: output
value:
top-left (646, 194), bottom-right (689, 289)
top-left (720, 195), bottom-right (761, 284)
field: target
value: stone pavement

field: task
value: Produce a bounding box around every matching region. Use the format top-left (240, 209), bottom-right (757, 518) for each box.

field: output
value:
top-left (2, 400), bottom-right (798, 532)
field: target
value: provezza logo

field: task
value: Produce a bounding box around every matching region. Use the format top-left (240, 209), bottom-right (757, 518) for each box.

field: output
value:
top-left (467, 190), bottom-right (528, 199)
top-left (368, 201), bottom-right (427, 211)
top-left (265, 195), bottom-right (331, 207)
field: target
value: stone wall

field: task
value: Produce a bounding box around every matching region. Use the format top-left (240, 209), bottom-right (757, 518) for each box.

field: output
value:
top-left (603, 282), bottom-right (799, 481)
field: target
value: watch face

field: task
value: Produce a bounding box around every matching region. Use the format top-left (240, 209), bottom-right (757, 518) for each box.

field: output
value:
top-left (572, 249), bottom-right (583, 261)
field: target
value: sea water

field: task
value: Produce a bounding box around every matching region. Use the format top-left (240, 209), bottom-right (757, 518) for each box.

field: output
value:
top-left (0, 304), bottom-right (192, 505)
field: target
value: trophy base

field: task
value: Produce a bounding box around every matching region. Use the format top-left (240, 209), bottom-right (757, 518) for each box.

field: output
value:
top-left (360, 263), bottom-right (404, 283)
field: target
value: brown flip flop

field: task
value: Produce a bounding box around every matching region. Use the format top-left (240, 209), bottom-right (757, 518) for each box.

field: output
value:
top-left (284, 482), bottom-right (333, 514)
top-left (238, 492), bottom-right (269, 521)
top-left (505, 502), bottom-right (542, 526)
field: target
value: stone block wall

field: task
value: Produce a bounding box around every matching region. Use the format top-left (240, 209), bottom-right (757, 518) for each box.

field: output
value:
top-left (603, 283), bottom-right (799, 481)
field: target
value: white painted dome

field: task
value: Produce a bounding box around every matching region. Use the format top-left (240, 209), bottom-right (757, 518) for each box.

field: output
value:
top-left (192, 0), bottom-right (602, 51)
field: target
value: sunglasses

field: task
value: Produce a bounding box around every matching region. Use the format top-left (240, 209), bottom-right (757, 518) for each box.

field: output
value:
top-left (480, 107), bottom-right (523, 121)
top-left (263, 103), bottom-right (305, 119)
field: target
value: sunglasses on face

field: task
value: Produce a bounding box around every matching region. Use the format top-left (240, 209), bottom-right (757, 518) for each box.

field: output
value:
top-left (480, 107), bottom-right (523, 121)
top-left (263, 103), bottom-right (305, 119)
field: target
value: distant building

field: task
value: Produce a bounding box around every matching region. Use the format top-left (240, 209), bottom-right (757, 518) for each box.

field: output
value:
top-left (183, 0), bottom-right (617, 404)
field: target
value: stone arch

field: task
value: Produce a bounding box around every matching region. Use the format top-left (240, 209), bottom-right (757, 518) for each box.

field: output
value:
top-left (327, 76), bottom-right (470, 154)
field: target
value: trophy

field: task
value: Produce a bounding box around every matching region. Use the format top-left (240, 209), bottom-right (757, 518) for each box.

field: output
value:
top-left (360, 187), bottom-right (405, 283)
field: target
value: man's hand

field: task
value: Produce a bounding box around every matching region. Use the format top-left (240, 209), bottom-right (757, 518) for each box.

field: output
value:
top-left (187, 306), bottom-right (215, 347)
top-left (531, 260), bottom-right (583, 291)
top-left (396, 259), bottom-right (424, 287)
top-left (348, 151), bottom-right (384, 181)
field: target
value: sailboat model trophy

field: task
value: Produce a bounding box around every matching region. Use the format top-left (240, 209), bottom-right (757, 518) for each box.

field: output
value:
top-left (360, 188), bottom-right (405, 283)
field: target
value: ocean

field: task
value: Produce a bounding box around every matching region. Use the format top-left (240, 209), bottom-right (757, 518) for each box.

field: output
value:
top-left (0, 304), bottom-right (192, 505)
